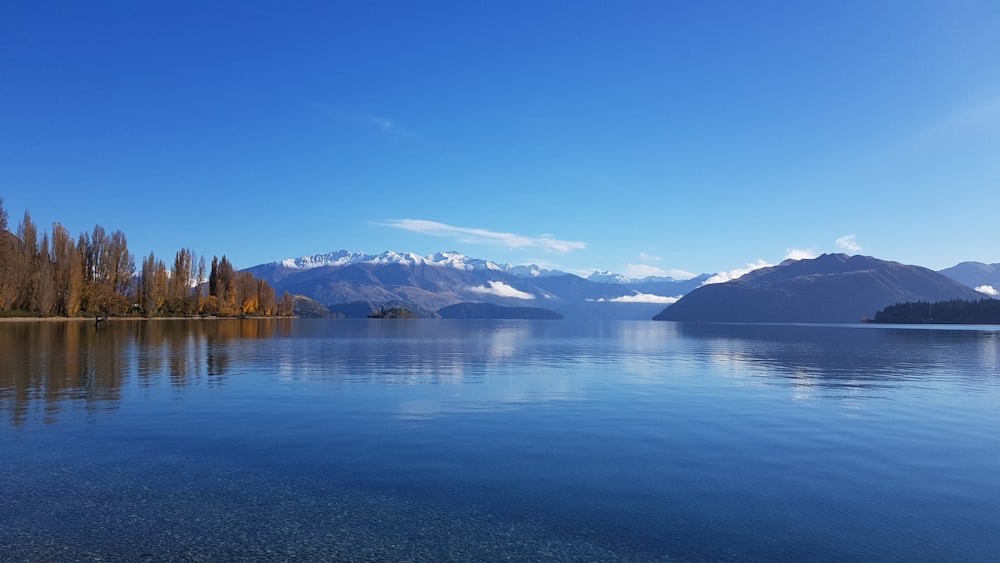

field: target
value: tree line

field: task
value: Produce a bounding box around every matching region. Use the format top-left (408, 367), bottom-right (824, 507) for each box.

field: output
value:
top-left (872, 298), bottom-right (1000, 324)
top-left (0, 197), bottom-right (293, 318)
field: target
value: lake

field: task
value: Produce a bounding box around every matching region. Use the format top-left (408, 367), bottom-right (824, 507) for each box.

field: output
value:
top-left (1, 319), bottom-right (998, 561)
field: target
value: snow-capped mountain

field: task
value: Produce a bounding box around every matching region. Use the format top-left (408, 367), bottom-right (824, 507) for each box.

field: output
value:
top-left (277, 250), bottom-right (371, 269)
top-left (587, 271), bottom-right (632, 284)
top-left (246, 249), bottom-right (703, 320)
top-left (268, 249), bottom-right (574, 280)
top-left (273, 250), bottom-right (525, 275)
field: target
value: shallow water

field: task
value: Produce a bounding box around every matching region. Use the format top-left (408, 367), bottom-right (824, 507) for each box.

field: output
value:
top-left (2, 319), bottom-right (999, 561)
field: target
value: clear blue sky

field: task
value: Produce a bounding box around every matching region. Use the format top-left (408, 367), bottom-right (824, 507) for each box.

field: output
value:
top-left (2, 1), bottom-right (999, 278)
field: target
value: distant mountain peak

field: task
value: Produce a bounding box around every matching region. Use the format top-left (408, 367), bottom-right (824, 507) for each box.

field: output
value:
top-left (588, 270), bottom-right (631, 284)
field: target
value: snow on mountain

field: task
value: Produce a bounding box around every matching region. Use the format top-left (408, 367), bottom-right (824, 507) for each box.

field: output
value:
top-left (508, 265), bottom-right (563, 278)
top-left (278, 250), bottom-right (370, 269)
top-left (272, 250), bottom-right (558, 277)
top-left (587, 271), bottom-right (631, 284)
top-left (587, 271), bottom-right (684, 284)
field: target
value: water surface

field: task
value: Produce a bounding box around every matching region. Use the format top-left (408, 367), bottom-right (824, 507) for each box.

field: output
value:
top-left (2, 319), bottom-right (999, 561)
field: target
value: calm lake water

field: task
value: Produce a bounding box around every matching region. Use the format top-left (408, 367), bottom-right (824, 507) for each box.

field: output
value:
top-left (1, 319), bottom-right (999, 561)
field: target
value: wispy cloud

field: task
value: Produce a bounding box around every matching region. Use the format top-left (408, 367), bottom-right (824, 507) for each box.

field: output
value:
top-left (360, 114), bottom-right (398, 132)
top-left (638, 252), bottom-right (662, 262)
top-left (976, 285), bottom-right (999, 296)
top-left (382, 219), bottom-right (586, 253)
top-left (469, 281), bottom-right (535, 300)
top-left (315, 104), bottom-right (411, 136)
top-left (900, 95), bottom-right (1000, 152)
top-left (835, 234), bottom-right (862, 253)
top-left (624, 263), bottom-right (696, 280)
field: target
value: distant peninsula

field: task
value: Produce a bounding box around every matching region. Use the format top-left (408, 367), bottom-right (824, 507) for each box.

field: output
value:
top-left (870, 299), bottom-right (1000, 324)
top-left (437, 302), bottom-right (564, 320)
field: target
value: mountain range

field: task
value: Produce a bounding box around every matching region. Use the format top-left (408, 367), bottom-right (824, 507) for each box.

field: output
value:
top-left (244, 250), bottom-right (996, 322)
top-left (244, 250), bottom-right (706, 320)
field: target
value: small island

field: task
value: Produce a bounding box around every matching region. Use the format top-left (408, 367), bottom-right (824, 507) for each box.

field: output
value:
top-left (368, 307), bottom-right (418, 319)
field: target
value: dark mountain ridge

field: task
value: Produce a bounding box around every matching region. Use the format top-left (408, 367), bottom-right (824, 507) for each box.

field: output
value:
top-left (654, 254), bottom-right (987, 323)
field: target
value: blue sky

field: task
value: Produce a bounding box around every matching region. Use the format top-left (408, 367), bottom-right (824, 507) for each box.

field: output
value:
top-left (2, 1), bottom-right (999, 279)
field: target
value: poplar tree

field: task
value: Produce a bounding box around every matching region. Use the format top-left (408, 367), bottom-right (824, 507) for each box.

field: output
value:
top-left (52, 222), bottom-right (82, 316)
top-left (0, 198), bottom-right (15, 309)
top-left (15, 210), bottom-right (39, 311)
top-left (36, 231), bottom-right (55, 315)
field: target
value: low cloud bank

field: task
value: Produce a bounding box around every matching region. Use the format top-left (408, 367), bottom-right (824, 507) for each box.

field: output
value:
top-left (590, 293), bottom-right (681, 304)
top-left (469, 281), bottom-right (536, 300)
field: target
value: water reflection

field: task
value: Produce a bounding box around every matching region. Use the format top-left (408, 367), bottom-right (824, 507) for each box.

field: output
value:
top-left (5, 319), bottom-right (1000, 427)
top-left (268, 320), bottom-right (543, 386)
top-left (673, 322), bottom-right (1000, 393)
top-left (0, 319), bottom-right (293, 426)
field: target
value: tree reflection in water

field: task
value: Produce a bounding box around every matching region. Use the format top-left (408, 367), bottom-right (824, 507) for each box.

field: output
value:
top-left (0, 318), bottom-right (293, 426)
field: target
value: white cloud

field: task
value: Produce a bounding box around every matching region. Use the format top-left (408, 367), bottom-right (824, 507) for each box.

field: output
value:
top-left (835, 234), bottom-right (862, 253)
top-left (601, 292), bottom-right (682, 304)
top-left (702, 259), bottom-right (773, 285)
top-left (638, 252), bottom-right (662, 262)
top-left (975, 285), bottom-right (999, 296)
top-left (383, 219), bottom-right (586, 253)
top-left (785, 248), bottom-right (817, 261)
top-left (624, 263), bottom-right (696, 280)
top-left (469, 281), bottom-right (536, 300)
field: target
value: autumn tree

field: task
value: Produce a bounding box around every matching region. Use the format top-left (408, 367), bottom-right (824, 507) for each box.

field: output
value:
top-left (79, 225), bottom-right (134, 315)
top-left (139, 251), bottom-right (170, 316)
top-left (210, 255), bottom-right (238, 316)
top-left (107, 229), bottom-right (135, 298)
top-left (279, 290), bottom-right (294, 316)
top-left (195, 254), bottom-right (206, 308)
top-left (0, 199), bottom-right (285, 318)
top-left (51, 222), bottom-right (82, 316)
top-left (36, 231), bottom-right (56, 315)
top-left (163, 248), bottom-right (199, 315)
top-left (14, 210), bottom-right (39, 312)
top-left (0, 197), bottom-right (16, 310)
top-left (257, 279), bottom-right (276, 315)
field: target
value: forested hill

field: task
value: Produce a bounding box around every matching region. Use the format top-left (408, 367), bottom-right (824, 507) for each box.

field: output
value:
top-left (871, 299), bottom-right (1000, 324)
top-left (0, 197), bottom-right (292, 318)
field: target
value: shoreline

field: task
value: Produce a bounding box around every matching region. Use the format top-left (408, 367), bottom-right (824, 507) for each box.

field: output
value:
top-left (0, 316), bottom-right (295, 323)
